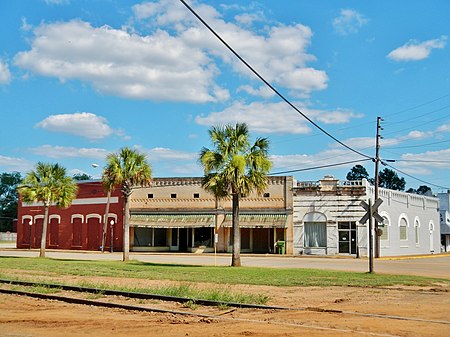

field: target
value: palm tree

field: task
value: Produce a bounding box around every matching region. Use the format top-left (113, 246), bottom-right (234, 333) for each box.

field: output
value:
top-left (199, 123), bottom-right (272, 266)
top-left (103, 147), bottom-right (152, 261)
top-left (18, 162), bottom-right (78, 258)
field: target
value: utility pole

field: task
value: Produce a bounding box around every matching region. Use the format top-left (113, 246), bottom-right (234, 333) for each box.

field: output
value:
top-left (374, 117), bottom-right (383, 258)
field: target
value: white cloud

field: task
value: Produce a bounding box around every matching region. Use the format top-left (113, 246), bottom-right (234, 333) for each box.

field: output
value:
top-left (195, 101), bottom-right (362, 135)
top-left (44, 0), bottom-right (70, 5)
top-left (237, 85), bottom-right (275, 98)
top-left (134, 1), bottom-right (328, 97)
top-left (29, 145), bottom-right (108, 159)
top-left (437, 123), bottom-right (450, 132)
top-left (392, 148), bottom-right (450, 176)
top-left (146, 147), bottom-right (197, 162)
top-left (15, 1), bottom-right (328, 101)
top-left (35, 112), bottom-right (116, 140)
top-left (234, 12), bottom-right (265, 26)
top-left (270, 148), bottom-right (367, 174)
top-left (14, 20), bottom-right (225, 103)
top-left (0, 155), bottom-right (33, 172)
top-left (0, 59), bottom-right (11, 84)
top-left (387, 36), bottom-right (447, 61)
top-left (333, 9), bottom-right (368, 35)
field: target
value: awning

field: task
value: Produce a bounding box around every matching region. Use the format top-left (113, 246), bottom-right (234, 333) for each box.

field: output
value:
top-left (222, 214), bottom-right (287, 228)
top-left (130, 214), bottom-right (214, 228)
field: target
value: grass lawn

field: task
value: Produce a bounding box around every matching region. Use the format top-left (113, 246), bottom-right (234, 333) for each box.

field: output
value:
top-left (0, 256), bottom-right (448, 288)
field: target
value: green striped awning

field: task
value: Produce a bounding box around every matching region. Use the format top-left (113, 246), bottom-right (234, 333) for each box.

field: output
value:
top-left (222, 214), bottom-right (287, 228)
top-left (130, 214), bottom-right (214, 228)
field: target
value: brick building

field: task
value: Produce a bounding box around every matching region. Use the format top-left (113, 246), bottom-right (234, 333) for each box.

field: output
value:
top-left (17, 180), bottom-right (124, 251)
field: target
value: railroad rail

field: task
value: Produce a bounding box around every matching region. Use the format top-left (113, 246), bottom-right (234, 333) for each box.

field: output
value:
top-left (1, 278), bottom-right (449, 328)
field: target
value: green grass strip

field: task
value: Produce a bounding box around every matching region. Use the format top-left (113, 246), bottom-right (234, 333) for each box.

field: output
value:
top-left (0, 256), bottom-right (448, 288)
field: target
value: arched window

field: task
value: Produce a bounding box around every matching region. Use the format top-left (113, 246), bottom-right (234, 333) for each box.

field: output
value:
top-left (380, 216), bottom-right (389, 241)
top-left (303, 212), bottom-right (327, 248)
top-left (399, 217), bottom-right (408, 241)
top-left (414, 218), bottom-right (420, 245)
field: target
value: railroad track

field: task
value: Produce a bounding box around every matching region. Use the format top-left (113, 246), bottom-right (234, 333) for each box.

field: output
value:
top-left (1, 278), bottom-right (449, 337)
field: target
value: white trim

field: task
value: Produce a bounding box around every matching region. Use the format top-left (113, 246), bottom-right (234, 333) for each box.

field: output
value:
top-left (71, 214), bottom-right (84, 223)
top-left (104, 213), bottom-right (118, 223)
top-left (21, 215), bottom-right (33, 224)
top-left (34, 215), bottom-right (44, 220)
top-left (22, 196), bottom-right (119, 207)
top-left (49, 214), bottom-right (61, 224)
top-left (86, 214), bottom-right (102, 221)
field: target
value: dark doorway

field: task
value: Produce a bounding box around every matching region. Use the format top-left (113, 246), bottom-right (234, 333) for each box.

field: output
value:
top-left (179, 228), bottom-right (188, 252)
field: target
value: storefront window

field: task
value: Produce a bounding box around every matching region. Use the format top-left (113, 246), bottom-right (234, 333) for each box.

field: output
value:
top-left (304, 222), bottom-right (326, 247)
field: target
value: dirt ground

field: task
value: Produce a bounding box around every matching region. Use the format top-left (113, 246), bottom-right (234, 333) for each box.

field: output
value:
top-left (1, 272), bottom-right (450, 337)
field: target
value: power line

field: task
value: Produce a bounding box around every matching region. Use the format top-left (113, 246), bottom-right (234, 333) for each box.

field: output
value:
top-left (384, 92), bottom-right (450, 118)
top-left (384, 163), bottom-right (450, 190)
top-left (179, 0), bottom-right (373, 162)
top-left (270, 158), bottom-right (372, 175)
top-left (386, 158), bottom-right (450, 164)
top-left (383, 113), bottom-right (449, 137)
top-left (386, 139), bottom-right (450, 150)
top-left (386, 104), bottom-right (450, 125)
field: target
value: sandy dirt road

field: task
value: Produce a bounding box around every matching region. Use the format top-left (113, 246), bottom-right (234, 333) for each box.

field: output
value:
top-left (1, 276), bottom-right (449, 337)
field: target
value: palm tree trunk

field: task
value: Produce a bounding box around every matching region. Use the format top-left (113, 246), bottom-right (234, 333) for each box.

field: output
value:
top-left (40, 203), bottom-right (49, 258)
top-left (101, 189), bottom-right (111, 253)
top-left (123, 194), bottom-right (130, 262)
top-left (231, 193), bottom-right (241, 266)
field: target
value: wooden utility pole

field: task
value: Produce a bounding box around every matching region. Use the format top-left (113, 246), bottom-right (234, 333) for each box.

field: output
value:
top-left (374, 117), bottom-right (383, 258)
top-left (368, 201), bottom-right (374, 273)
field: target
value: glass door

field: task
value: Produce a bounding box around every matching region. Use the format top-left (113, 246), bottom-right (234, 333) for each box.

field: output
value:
top-left (338, 222), bottom-right (357, 254)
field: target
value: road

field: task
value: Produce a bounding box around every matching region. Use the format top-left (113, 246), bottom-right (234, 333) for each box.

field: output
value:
top-left (1, 246), bottom-right (449, 279)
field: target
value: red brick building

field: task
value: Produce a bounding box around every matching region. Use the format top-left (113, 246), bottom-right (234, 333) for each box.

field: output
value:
top-left (17, 180), bottom-right (124, 251)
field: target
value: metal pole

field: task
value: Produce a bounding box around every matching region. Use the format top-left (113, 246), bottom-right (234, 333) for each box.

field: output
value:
top-left (110, 220), bottom-right (114, 253)
top-left (374, 117), bottom-right (382, 258)
top-left (101, 189), bottom-right (111, 253)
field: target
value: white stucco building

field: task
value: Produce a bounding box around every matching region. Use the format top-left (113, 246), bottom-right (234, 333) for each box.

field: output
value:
top-left (438, 191), bottom-right (450, 252)
top-left (293, 176), bottom-right (440, 257)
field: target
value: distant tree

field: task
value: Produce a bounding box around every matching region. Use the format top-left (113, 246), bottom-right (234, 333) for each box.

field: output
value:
top-left (199, 123), bottom-right (272, 267)
top-left (378, 168), bottom-right (406, 191)
top-left (346, 165), bottom-right (370, 181)
top-left (103, 147), bottom-right (152, 261)
top-left (416, 185), bottom-right (432, 195)
top-left (73, 173), bottom-right (92, 181)
top-left (18, 163), bottom-right (78, 257)
top-left (0, 172), bottom-right (22, 231)
top-left (406, 185), bottom-right (432, 196)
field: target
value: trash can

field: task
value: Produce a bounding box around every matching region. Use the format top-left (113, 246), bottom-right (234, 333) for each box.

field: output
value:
top-left (276, 241), bottom-right (285, 255)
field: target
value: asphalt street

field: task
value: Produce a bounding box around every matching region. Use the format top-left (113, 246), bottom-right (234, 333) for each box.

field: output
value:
top-left (1, 245), bottom-right (449, 279)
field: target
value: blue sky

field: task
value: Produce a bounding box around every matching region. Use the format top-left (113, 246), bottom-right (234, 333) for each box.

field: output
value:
top-left (0, 0), bottom-right (449, 192)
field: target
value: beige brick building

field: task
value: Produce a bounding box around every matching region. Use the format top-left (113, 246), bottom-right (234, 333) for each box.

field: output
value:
top-left (129, 176), bottom-right (294, 254)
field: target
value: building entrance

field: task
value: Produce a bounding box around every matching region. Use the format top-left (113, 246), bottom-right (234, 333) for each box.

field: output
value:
top-left (338, 221), bottom-right (357, 254)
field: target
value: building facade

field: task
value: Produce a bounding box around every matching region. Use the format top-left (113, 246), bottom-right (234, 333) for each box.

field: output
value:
top-left (17, 181), bottom-right (124, 251)
top-left (293, 176), bottom-right (440, 257)
top-left (438, 191), bottom-right (450, 252)
top-left (16, 176), bottom-right (294, 254)
top-left (129, 176), bottom-right (294, 254)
